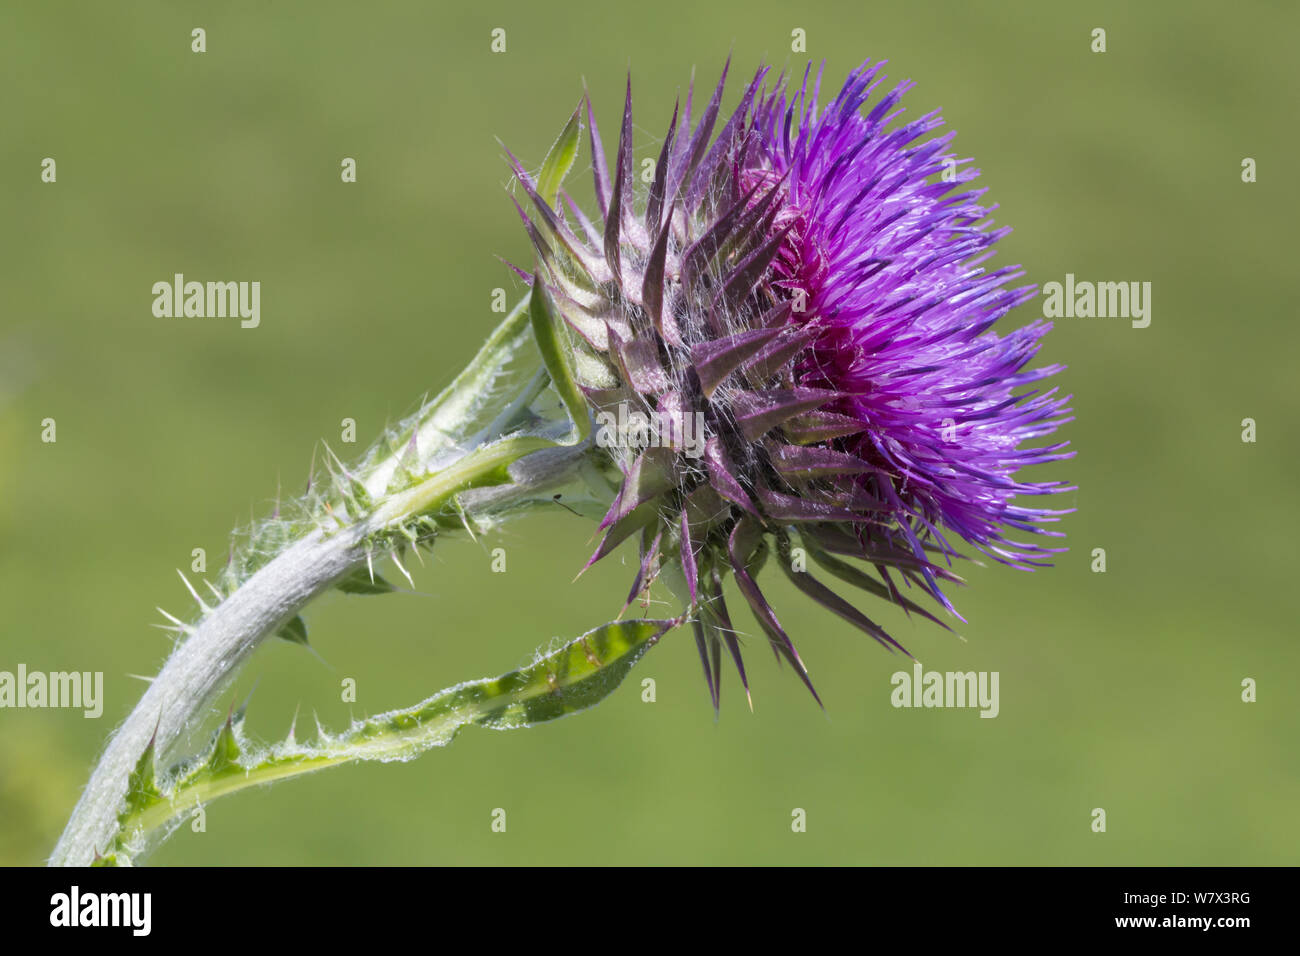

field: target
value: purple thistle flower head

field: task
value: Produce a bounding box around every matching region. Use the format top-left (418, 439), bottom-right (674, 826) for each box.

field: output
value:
top-left (509, 58), bottom-right (1073, 709)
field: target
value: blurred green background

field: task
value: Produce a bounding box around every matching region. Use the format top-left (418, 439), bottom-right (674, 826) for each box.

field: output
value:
top-left (2, 0), bottom-right (1297, 865)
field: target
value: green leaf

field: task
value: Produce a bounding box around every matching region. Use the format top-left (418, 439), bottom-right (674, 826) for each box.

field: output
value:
top-left (535, 104), bottom-right (582, 207)
top-left (335, 569), bottom-right (396, 595)
top-left (276, 615), bottom-right (310, 644)
top-left (465, 617), bottom-right (672, 728)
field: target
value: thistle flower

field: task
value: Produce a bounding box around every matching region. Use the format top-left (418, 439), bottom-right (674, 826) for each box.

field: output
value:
top-left (55, 56), bottom-right (1078, 867)
top-left (512, 59), bottom-right (1073, 709)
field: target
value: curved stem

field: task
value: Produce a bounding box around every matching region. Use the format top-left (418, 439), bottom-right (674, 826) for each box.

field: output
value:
top-left (49, 527), bottom-right (369, 866)
top-left (50, 296), bottom-right (605, 866)
top-left (53, 437), bottom-right (597, 866)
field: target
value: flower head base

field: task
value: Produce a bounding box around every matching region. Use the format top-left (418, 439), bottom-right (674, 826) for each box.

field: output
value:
top-left (509, 59), bottom-right (1073, 709)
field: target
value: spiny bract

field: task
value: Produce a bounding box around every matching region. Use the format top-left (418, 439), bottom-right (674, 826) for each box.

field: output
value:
top-left (510, 58), bottom-right (1073, 709)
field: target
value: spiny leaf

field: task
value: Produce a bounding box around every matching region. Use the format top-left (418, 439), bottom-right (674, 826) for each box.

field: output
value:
top-left (202, 717), bottom-right (244, 780)
top-left (120, 735), bottom-right (162, 822)
top-left (471, 617), bottom-right (674, 726)
top-left (109, 617), bottom-right (684, 857)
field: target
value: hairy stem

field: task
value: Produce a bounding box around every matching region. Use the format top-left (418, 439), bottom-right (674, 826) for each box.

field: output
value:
top-left (51, 296), bottom-right (604, 866)
top-left (50, 527), bottom-right (369, 866)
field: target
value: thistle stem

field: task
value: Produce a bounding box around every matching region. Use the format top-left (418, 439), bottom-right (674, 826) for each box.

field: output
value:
top-left (50, 297), bottom-right (602, 866)
top-left (49, 527), bottom-right (370, 866)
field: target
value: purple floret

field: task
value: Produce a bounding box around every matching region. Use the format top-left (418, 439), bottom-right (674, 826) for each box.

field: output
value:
top-left (746, 63), bottom-right (1074, 608)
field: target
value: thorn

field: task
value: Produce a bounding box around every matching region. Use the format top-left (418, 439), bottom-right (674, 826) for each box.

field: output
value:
top-left (176, 570), bottom-right (211, 613)
top-left (453, 499), bottom-right (478, 543)
top-left (366, 549), bottom-right (376, 584)
top-left (286, 703), bottom-right (301, 747)
top-left (125, 673), bottom-right (155, 684)
top-left (390, 550), bottom-right (415, 588)
top-left (203, 579), bottom-right (224, 603)
top-left (156, 607), bottom-right (192, 632)
top-left (324, 442), bottom-right (349, 479)
top-left (150, 623), bottom-right (184, 642)
top-left (237, 678), bottom-right (261, 719)
top-left (306, 444), bottom-right (318, 495)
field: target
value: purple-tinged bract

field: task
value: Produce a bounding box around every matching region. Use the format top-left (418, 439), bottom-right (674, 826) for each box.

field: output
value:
top-left (509, 59), bottom-right (1074, 710)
